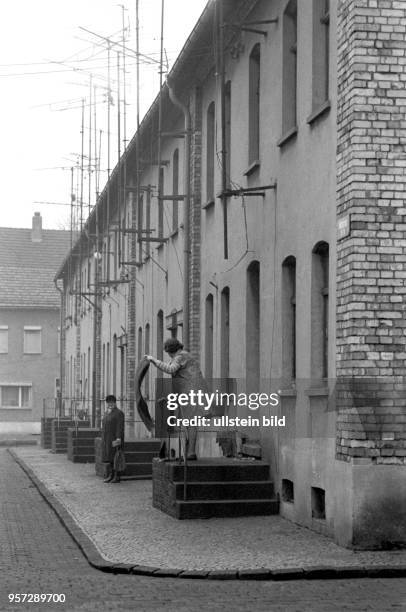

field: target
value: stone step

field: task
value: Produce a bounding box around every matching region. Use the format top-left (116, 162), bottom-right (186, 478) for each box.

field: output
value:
top-left (68, 445), bottom-right (95, 455)
top-left (173, 480), bottom-right (274, 501)
top-left (69, 454), bottom-right (95, 463)
top-left (166, 461), bottom-right (270, 483)
top-left (125, 462), bottom-right (153, 477)
top-left (123, 451), bottom-right (160, 463)
top-left (175, 498), bottom-right (279, 519)
top-left (69, 438), bottom-right (101, 448)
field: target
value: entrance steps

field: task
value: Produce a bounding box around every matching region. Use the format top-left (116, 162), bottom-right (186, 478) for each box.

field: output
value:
top-left (67, 428), bottom-right (101, 463)
top-left (95, 438), bottom-right (161, 479)
top-left (153, 458), bottom-right (279, 519)
top-left (50, 419), bottom-right (90, 454)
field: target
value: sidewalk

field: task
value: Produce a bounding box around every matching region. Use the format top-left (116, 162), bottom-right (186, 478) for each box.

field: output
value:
top-left (9, 446), bottom-right (406, 579)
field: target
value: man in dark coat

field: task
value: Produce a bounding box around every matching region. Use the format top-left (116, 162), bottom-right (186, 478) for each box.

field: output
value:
top-left (102, 395), bottom-right (125, 483)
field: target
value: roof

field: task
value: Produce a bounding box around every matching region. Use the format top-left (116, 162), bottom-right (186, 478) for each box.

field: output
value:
top-left (0, 227), bottom-right (71, 309)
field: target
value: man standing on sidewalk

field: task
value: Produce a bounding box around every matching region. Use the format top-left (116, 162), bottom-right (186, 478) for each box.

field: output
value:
top-left (101, 395), bottom-right (125, 483)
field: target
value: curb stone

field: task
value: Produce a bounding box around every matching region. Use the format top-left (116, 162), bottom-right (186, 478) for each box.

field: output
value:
top-left (8, 449), bottom-right (406, 582)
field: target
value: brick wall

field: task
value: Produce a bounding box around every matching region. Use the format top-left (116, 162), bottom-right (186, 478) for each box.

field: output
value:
top-left (189, 87), bottom-right (203, 359)
top-left (336, 0), bottom-right (406, 463)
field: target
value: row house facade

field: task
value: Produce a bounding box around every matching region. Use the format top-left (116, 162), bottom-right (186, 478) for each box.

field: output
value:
top-left (0, 214), bottom-right (70, 433)
top-left (56, 0), bottom-right (406, 548)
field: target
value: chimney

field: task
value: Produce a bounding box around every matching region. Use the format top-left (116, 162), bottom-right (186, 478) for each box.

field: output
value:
top-left (31, 212), bottom-right (42, 242)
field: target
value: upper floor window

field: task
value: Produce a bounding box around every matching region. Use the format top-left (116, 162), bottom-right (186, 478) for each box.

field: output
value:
top-left (206, 102), bottom-right (215, 203)
top-left (225, 81), bottom-right (231, 188)
top-left (158, 167), bottom-right (164, 239)
top-left (311, 241), bottom-right (329, 380)
top-left (311, 0), bottom-right (330, 115)
top-left (146, 189), bottom-right (151, 257)
top-left (205, 294), bottom-right (214, 381)
top-left (138, 194), bottom-right (144, 262)
top-left (0, 326), bottom-right (8, 353)
top-left (282, 256), bottom-right (296, 381)
top-left (172, 149), bottom-right (179, 232)
top-left (248, 43), bottom-right (261, 166)
top-left (281, 0), bottom-right (298, 137)
top-left (24, 326), bottom-right (41, 354)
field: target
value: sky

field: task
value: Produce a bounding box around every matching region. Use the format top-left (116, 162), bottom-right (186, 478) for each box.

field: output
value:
top-left (0, 0), bottom-right (208, 230)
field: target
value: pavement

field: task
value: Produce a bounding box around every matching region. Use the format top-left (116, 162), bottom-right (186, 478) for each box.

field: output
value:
top-left (1, 448), bottom-right (406, 611)
top-left (8, 446), bottom-right (406, 579)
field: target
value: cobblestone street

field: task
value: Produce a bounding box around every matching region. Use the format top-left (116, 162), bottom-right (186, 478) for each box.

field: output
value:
top-left (0, 449), bottom-right (405, 611)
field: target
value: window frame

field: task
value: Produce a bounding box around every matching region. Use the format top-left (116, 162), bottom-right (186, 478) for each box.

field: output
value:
top-left (0, 326), bottom-right (9, 354)
top-left (23, 326), bottom-right (42, 354)
top-left (0, 383), bottom-right (32, 409)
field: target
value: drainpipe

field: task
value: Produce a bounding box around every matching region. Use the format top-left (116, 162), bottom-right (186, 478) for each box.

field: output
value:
top-left (167, 78), bottom-right (191, 349)
top-left (54, 278), bottom-right (64, 417)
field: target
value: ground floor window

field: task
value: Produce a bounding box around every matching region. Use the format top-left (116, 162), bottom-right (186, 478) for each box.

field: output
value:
top-left (0, 384), bottom-right (32, 408)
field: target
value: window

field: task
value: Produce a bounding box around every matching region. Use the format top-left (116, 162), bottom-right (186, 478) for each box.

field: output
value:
top-left (158, 167), bottom-right (164, 239)
top-left (206, 102), bottom-right (215, 203)
top-left (146, 189), bottom-right (151, 257)
top-left (282, 256), bottom-right (296, 381)
top-left (113, 231), bottom-right (119, 278)
top-left (282, 479), bottom-right (294, 503)
top-left (311, 486), bottom-right (326, 519)
top-left (220, 287), bottom-right (230, 381)
top-left (172, 149), bottom-right (179, 232)
top-left (205, 294), bottom-right (214, 381)
top-left (246, 261), bottom-right (260, 390)
top-left (0, 326), bottom-right (8, 353)
top-left (112, 334), bottom-right (117, 396)
top-left (24, 327), bottom-right (41, 354)
top-left (106, 341), bottom-right (110, 394)
top-left (157, 310), bottom-right (164, 362)
top-left (145, 323), bottom-right (150, 397)
top-left (138, 194), bottom-right (144, 262)
top-left (225, 81), bottom-right (231, 188)
top-left (137, 327), bottom-right (143, 363)
top-left (281, 0), bottom-right (298, 138)
top-left (248, 43), bottom-right (261, 166)
top-left (311, 0), bottom-right (330, 115)
top-left (102, 343), bottom-right (106, 399)
top-left (106, 235), bottom-right (111, 281)
top-left (311, 241), bottom-right (329, 380)
top-left (0, 384), bottom-right (31, 408)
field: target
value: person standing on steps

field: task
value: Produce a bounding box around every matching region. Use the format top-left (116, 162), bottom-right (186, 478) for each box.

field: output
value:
top-left (145, 338), bottom-right (209, 461)
top-left (101, 395), bottom-right (125, 483)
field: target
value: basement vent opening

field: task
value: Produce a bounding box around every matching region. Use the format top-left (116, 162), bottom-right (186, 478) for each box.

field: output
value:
top-left (311, 486), bottom-right (326, 519)
top-left (282, 479), bottom-right (294, 503)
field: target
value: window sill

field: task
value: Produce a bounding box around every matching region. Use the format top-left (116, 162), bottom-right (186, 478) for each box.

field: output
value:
top-left (304, 387), bottom-right (329, 397)
top-left (307, 100), bottom-right (331, 125)
top-left (277, 126), bottom-right (298, 148)
top-left (243, 160), bottom-right (260, 177)
top-left (202, 199), bottom-right (215, 210)
top-left (0, 406), bottom-right (32, 410)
